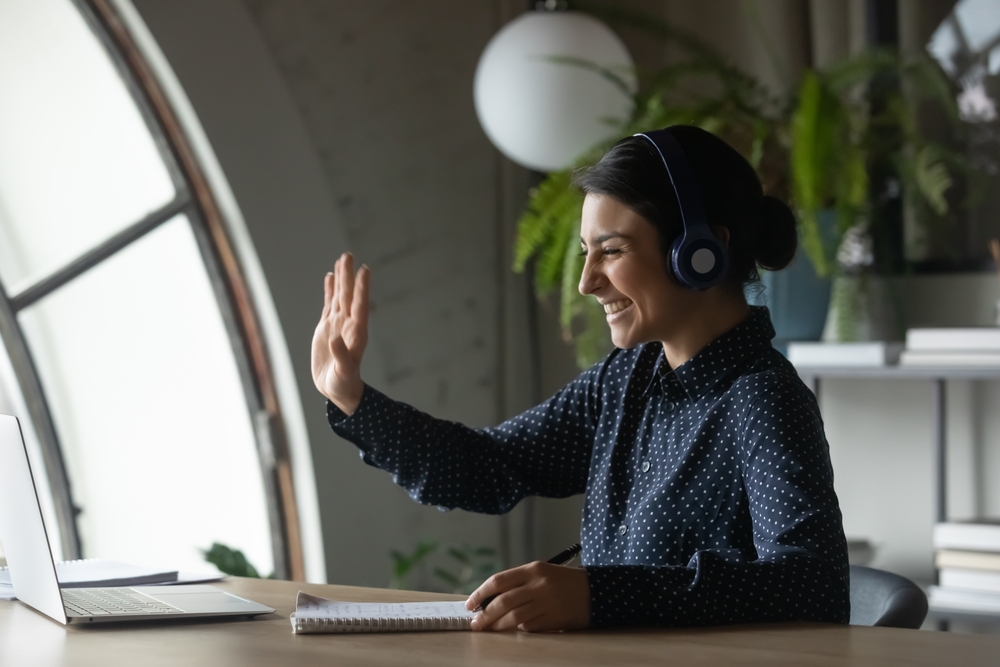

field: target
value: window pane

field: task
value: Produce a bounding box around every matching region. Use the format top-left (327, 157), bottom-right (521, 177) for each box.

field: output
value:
top-left (0, 0), bottom-right (175, 294)
top-left (18, 216), bottom-right (273, 574)
top-left (0, 342), bottom-right (64, 562)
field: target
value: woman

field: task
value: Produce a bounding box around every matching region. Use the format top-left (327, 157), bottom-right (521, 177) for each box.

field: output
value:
top-left (311, 125), bottom-right (850, 632)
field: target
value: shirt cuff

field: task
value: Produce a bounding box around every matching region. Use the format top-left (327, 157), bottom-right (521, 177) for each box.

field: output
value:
top-left (584, 564), bottom-right (697, 628)
top-left (325, 384), bottom-right (373, 429)
top-left (584, 566), bottom-right (625, 629)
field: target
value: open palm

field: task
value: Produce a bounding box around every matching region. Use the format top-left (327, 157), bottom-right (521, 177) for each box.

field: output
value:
top-left (311, 252), bottom-right (369, 415)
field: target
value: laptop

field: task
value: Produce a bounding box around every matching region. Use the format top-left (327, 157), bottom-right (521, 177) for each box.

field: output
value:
top-left (0, 413), bottom-right (275, 624)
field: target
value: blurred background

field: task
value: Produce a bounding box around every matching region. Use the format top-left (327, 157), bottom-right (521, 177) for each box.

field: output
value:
top-left (0, 0), bottom-right (998, 633)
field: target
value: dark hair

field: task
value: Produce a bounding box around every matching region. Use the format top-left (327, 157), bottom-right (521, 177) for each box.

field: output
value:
top-left (574, 125), bottom-right (797, 284)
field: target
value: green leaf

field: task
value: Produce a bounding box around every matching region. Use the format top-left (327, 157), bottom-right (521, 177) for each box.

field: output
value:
top-left (560, 219), bottom-right (585, 336)
top-left (540, 55), bottom-right (636, 99)
top-left (201, 542), bottom-right (261, 579)
top-left (447, 546), bottom-right (471, 565)
top-left (514, 172), bottom-right (579, 274)
top-left (387, 540), bottom-right (438, 589)
top-left (433, 568), bottom-right (460, 587)
top-left (900, 54), bottom-right (960, 125)
top-left (915, 145), bottom-right (952, 215)
top-left (534, 202), bottom-right (580, 292)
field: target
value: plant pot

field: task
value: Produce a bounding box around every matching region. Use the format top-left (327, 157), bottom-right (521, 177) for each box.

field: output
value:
top-left (747, 251), bottom-right (832, 355)
top-left (821, 274), bottom-right (902, 342)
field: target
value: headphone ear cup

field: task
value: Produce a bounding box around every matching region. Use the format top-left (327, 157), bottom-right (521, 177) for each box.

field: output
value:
top-left (671, 235), bottom-right (727, 289)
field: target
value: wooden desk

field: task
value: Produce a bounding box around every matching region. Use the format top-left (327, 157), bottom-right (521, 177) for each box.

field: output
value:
top-left (1, 577), bottom-right (999, 666)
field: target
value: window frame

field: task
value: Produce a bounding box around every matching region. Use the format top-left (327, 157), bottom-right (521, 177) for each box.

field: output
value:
top-left (0, 0), bottom-right (304, 580)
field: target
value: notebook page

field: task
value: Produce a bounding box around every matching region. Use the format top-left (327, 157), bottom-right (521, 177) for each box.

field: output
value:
top-left (296, 591), bottom-right (472, 621)
top-left (291, 591), bottom-right (474, 633)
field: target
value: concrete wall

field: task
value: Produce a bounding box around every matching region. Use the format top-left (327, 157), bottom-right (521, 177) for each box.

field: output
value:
top-left (130, 0), bottom-right (540, 589)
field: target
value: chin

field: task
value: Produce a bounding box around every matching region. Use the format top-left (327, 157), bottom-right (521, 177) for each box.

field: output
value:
top-left (610, 329), bottom-right (640, 350)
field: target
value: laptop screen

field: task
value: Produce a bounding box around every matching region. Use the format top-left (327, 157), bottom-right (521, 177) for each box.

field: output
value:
top-left (0, 414), bottom-right (67, 624)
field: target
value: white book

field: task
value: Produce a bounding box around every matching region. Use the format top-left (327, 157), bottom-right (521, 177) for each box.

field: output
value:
top-left (788, 342), bottom-right (903, 368)
top-left (906, 328), bottom-right (1000, 352)
top-left (940, 568), bottom-right (1000, 594)
top-left (290, 591), bottom-right (474, 634)
top-left (928, 585), bottom-right (1000, 614)
top-left (900, 351), bottom-right (1000, 367)
top-left (934, 521), bottom-right (1000, 552)
top-left (937, 550), bottom-right (1000, 571)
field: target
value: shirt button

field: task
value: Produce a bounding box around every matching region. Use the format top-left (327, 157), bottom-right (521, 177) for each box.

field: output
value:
top-left (618, 524), bottom-right (628, 535)
top-left (641, 461), bottom-right (651, 473)
top-left (665, 402), bottom-right (675, 412)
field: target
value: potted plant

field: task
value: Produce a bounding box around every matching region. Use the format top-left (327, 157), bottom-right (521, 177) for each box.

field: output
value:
top-left (514, 7), bottom-right (964, 366)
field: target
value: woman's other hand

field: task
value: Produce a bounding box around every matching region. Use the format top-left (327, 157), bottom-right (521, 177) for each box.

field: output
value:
top-left (465, 562), bottom-right (591, 632)
top-left (311, 252), bottom-right (369, 415)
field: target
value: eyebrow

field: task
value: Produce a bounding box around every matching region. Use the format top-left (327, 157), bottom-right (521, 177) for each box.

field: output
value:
top-left (581, 233), bottom-right (630, 244)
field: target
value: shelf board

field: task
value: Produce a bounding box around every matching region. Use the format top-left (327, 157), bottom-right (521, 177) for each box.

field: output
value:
top-left (796, 366), bottom-right (1000, 380)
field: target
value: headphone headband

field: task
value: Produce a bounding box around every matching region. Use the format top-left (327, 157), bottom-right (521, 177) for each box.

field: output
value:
top-left (634, 130), bottom-right (728, 289)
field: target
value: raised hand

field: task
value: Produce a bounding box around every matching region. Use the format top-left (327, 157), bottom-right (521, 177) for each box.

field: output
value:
top-left (311, 252), bottom-right (370, 415)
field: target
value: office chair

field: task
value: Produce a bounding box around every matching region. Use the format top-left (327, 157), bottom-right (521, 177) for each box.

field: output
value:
top-left (849, 565), bottom-right (928, 629)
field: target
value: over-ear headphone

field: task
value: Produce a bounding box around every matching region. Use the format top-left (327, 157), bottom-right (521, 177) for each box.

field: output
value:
top-left (634, 130), bottom-right (728, 290)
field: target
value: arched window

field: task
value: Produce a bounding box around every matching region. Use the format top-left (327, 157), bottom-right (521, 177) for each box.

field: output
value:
top-left (0, 0), bottom-right (304, 579)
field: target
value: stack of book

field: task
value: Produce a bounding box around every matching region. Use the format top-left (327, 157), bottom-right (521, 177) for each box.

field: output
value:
top-left (929, 521), bottom-right (1000, 615)
top-left (900, 328), bottom-right (1000, 367)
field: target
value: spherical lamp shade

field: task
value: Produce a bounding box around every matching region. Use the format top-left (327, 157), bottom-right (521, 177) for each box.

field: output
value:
top-left (474, 11), bottom-right (636, 172)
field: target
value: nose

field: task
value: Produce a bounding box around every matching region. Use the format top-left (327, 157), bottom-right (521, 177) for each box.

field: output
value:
top-left (578, 253), bottom-right (605, 296)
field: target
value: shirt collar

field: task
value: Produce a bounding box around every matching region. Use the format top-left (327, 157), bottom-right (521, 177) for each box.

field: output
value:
top-left (642, 306), bottom-right (776, 401)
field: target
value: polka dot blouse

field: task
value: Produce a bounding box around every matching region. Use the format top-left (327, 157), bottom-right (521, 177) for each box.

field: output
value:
top-left (327, 306), bottom-right (851, 628)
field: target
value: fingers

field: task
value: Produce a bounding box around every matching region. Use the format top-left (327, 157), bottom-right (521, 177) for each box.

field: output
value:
top-left (482, 602), bottom-right (544, 632)
top-left (351, 264), bottom-right (370, 334)
top-left (338, 252), bottom-right (355, 316)
top-left (322, 271), bottom-right (334, 319)
top-left (466, 567), bottom-right (527, 612)
top-left (471, 584), bottom-right (540, 631)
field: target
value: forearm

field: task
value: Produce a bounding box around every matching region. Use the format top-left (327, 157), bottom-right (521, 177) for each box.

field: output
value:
top-left (328, 384), bottom-right (590, 514)
top-left (585, 550), bottom-right (849, 628)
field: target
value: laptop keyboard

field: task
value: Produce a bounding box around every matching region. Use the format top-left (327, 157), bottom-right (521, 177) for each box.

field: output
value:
top-left (63, 588), bottom-right (178, 616)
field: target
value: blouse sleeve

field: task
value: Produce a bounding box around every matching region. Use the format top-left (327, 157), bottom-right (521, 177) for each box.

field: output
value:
top-left (326, 359), bottom-right (607, 515)
top-left (584, 373), bottom-right (851, 627)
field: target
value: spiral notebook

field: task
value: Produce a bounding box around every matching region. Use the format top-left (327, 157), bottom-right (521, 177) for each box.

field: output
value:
top-left (290, 591), bottom-right (474, 634)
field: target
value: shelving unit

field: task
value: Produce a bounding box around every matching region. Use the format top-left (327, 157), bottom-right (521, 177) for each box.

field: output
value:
top-left (797, 365), bottom-right (1000, 627)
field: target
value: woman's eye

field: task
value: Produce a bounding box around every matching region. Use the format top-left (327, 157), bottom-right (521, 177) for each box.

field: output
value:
top-left (602, 247), bottom-right (621, 256)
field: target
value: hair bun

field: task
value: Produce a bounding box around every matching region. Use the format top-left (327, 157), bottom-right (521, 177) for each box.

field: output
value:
top-left (753, 196), bottom-right (797, 271)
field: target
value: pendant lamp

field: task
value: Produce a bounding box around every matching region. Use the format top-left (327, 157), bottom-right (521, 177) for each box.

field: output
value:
top-left (473, 7), bottom-right (636, 172)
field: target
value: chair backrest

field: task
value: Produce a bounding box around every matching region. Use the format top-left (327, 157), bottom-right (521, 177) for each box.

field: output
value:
top-left (849, 565), bottom-right (928, 629)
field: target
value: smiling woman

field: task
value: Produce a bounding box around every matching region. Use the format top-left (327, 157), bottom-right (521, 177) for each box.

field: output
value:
top-left (312, 125), bottom-right (849, 632)
top-left (574, 126), bottom-right (798, 368)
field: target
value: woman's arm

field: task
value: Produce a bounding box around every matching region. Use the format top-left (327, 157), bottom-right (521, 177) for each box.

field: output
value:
top-left (328, 361), bottom-right (603, 514)
top-left (312, 252), bottom-right (604, 514)
top-left (581, 374), bottom-right (850, 628)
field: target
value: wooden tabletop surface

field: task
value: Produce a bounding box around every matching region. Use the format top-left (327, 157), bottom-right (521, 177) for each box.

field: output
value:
top-left (1, 577), bottom-right (999, 666)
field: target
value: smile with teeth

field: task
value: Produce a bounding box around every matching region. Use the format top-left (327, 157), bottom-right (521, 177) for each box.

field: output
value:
top-left (603, 299), bottom-right (633, 315)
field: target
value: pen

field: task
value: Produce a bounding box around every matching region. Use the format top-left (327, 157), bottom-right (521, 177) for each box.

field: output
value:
top-left (476, 543), bottom-right (582, 612)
